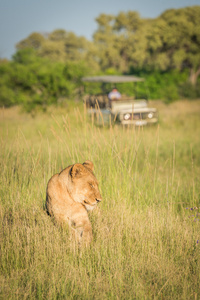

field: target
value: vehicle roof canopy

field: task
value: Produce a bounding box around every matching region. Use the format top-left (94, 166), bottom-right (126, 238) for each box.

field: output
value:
top-left (82, 75), bottom-right (145, 83)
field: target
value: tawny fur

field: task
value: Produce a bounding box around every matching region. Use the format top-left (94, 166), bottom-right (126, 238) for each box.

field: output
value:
top-left (46, 160), bottom-right (102, 245)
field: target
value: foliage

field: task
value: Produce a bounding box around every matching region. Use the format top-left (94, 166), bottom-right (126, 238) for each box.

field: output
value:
top-left (93, 6), bottom-right (200, 85)
top-left (0, 6), bottom-right (200, 110)
top-left (16, 29), bottom-right (100, 70)
top-left (147, 6), bottom-right (200, 85)
top-left (138, 69), bottom-right (189, 102)
top-left (0, 49), bottom-right (89, 111)
top-left (180, 81), bottom-right (200, 99)
top-left (0, 102), bottom-right (200, 298)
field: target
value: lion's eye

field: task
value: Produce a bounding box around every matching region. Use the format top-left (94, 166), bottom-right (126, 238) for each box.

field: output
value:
top-left (90, 183), bottom-right (94, 188)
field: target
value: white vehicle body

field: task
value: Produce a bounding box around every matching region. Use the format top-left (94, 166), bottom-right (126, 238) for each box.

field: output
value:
top-left (111, 100), bottom-right (158, 125)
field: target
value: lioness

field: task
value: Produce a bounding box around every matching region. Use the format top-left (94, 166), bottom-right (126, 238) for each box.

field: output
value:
top-left (46, 160), bottom-right (102, 245)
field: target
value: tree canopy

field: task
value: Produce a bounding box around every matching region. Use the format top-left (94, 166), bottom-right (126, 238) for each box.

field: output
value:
top-left (93, 6), bottom-right (200, 85)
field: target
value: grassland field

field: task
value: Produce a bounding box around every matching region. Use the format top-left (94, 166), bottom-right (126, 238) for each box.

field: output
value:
top-left (0, 100), bottom-right (200, 299)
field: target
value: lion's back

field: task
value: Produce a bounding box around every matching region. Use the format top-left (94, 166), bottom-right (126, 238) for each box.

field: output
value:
top-left (46, 173), bottom-right (71, 221)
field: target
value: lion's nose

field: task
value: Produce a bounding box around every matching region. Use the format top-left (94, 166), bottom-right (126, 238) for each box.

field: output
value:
top-left (96, 198), bottom-right (102, 203)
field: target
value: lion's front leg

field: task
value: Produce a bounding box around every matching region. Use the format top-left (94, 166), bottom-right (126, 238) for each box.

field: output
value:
top-left (76, 219), bottom-right (93, 246)
top-left (70, 204), bottom-right (93, 246)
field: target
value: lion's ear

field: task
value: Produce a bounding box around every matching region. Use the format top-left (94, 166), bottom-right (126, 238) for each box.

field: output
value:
top-left (83, 160), bottom-right (94, 172)
top-left (70, 163), bottom-right (86, 179)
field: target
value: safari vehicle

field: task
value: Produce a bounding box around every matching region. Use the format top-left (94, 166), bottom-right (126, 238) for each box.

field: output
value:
top-left (82, 75), bottom-right (158, 126)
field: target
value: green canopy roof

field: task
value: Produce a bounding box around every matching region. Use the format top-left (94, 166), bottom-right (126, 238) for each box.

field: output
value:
top-left (82, 75), bottom-right (145, 83)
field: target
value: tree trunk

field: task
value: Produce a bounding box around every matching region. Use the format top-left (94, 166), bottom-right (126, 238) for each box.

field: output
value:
top-left (189, 67), bottom-right (200, 86)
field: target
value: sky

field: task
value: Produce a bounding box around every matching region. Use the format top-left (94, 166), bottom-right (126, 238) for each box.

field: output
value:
top-left (0, 0), bottom-right (200, 59)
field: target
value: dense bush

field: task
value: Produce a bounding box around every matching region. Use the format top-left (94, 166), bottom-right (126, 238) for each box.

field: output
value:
top-left (180, 82), bottom-right (200, 99)
top-left (0, 49), bottom-right (89, 112)
top-left (140, 70), bottom-right (189, 102)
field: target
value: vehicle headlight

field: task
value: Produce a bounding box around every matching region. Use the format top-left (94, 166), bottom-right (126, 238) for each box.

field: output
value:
top-left (148, 112), bottom-right (153, 119)
top-left (124, 113), bottom-right (131, 120)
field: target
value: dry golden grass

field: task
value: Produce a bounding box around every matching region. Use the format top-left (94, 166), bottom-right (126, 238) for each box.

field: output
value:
top-left (0, 100), bottom-right (200, 299)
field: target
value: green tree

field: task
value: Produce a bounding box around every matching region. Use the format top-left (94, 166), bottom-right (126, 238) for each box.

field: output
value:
top-left (0, 47), bottom-right (91, 110)
top-left (16, 32), bottom-right (45, 51)
top-left (93, 14), bottom-right (121, 71)
top-left (16, 29), bottom-right (94, 65)
top-left (93, 7), bottom-right (200, 87)
top-left (145, 6), bottom-right (200, 85)
top-left (93, 11), bottom-right (148, 73)
top-left (0, 60), bottom-right (16, 107)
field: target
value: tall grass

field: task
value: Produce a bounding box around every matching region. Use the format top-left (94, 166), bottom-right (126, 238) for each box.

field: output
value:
top-left (0, 101), bottom-right (200, 299)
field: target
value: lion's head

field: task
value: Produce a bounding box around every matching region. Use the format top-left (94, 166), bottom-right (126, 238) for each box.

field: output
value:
top-left (69, 160), bottom-right (102, 211)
